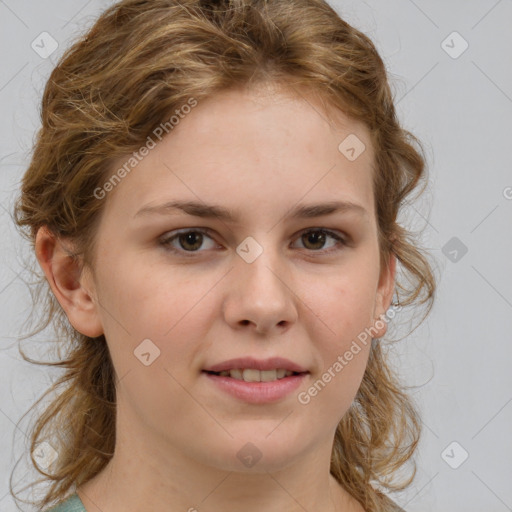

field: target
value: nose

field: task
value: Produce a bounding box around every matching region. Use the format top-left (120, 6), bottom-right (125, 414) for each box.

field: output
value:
top-left (222, 243), bottom-right (298, 335)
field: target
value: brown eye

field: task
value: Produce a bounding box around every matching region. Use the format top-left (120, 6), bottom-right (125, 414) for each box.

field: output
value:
top-left (177, 231), bottom-right (204, 251)
top-left (160, 228), bottom-right (217, 254)
top-left (294, 229), bottom-right (346, 253)
top-left (301, 231), bottom-right (327, 250)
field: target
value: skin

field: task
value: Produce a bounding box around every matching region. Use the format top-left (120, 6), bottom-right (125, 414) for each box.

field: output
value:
top-left (35, 84), bottom-right (396, 512)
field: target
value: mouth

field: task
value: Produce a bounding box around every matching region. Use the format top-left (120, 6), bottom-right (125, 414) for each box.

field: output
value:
top-left (202, 368), bottom-right (307, 382)
top-left (201, 368), bottom-right (309, 404)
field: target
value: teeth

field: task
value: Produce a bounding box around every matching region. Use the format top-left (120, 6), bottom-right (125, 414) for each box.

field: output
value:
top-left (229, 368), bottom-right (243, 380)
top-left (216, 368), bottom-right (296, 381)
top-left (244, 369), bottom-right (262, 382)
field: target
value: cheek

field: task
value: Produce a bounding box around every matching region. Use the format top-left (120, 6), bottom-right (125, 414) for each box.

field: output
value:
top-left (303, 268), bottom-right (378, 348)
top-left (95, 266), bottom-right (217, 424)
top-left (298, 270), bottom-right (376, 413)
top-left (308, 349), bottom-right (370, 434)
top-left (96, 261), bottom-right (218, 370)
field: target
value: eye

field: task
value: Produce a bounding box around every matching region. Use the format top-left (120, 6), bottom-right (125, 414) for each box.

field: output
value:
top-left (159, 227), bottom-right (346, 256)
top-left (159, 228), bottom-right (218, 254)
top-left (292, 228), bottom-right (346, 254)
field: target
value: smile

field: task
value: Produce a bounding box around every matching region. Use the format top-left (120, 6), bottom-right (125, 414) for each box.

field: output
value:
top-left (204, 368), bottom-right (302, 382)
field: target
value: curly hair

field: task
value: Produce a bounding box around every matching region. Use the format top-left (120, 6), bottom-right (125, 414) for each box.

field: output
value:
top-left (10, 0), bottom-right (437, 510)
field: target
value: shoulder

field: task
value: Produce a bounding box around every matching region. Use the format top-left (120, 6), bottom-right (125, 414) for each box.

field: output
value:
top-left (44, 493), bottom-right (86, 512)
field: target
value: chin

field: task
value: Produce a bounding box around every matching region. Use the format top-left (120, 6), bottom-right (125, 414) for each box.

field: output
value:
top-left (197, 430), bottom-right (310, 474)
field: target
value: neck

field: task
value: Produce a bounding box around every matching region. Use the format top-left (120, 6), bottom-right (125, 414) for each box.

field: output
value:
top-left (77, 441), bottom-right (360, 512)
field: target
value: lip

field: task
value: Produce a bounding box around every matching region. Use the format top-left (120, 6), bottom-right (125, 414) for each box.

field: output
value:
top-left (203, 356), bottom-right (309, 373)
top-left (202, 372), bottom-right (308, 404)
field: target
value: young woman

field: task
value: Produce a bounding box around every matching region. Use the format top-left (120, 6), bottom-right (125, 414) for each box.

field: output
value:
top-left (11, 1), bottom-right (436, 511)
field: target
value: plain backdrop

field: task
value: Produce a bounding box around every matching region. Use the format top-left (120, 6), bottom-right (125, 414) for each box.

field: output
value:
top-left (0, 1), bottom-right (511, 511)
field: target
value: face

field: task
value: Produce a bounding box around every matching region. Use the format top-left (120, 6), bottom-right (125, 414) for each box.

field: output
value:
top-left (77, 85), bottom-right (395, 473)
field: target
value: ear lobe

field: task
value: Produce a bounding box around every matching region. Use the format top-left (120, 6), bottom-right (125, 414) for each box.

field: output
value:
top-left (35, 226), bottom-right (104, 338)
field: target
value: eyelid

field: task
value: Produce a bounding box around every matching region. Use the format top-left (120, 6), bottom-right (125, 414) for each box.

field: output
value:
top-left (159, 226), bottom-right (348, 256)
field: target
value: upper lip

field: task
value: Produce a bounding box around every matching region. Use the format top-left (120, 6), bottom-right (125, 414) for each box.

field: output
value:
top-left (203, 357), bottom-right (309, 373)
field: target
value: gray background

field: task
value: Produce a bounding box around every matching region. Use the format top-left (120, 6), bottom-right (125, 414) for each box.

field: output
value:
top-left (1, 1), bottom-right (511, 511)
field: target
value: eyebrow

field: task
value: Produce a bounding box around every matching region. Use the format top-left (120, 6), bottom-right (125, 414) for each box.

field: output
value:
top-left (134, 199), bottom-right (368, 222)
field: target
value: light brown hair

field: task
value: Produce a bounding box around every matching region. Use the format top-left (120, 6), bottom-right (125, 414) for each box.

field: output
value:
top-left (11, 1), bottom-right (436, 510)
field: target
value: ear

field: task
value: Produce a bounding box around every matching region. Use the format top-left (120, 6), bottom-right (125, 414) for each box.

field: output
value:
top-left (370, 251), bottom-right (397, 339)
top-left (35, 226), bottom-right (104, 338)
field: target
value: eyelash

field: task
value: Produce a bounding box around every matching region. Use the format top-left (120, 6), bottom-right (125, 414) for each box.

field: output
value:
top-left (159, 227), bottom-right (347, 257)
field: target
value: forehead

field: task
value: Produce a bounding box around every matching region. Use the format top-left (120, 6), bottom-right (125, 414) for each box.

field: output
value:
top-left (102, 86), bottom-right (376, 224)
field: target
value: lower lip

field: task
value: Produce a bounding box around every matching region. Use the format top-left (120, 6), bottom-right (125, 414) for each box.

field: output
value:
top-left (202, 371), bottom-right (308, 404)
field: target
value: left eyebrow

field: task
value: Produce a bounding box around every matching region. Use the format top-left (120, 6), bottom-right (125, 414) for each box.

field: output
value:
top-left (133, 199), bottom-right (369, 222)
